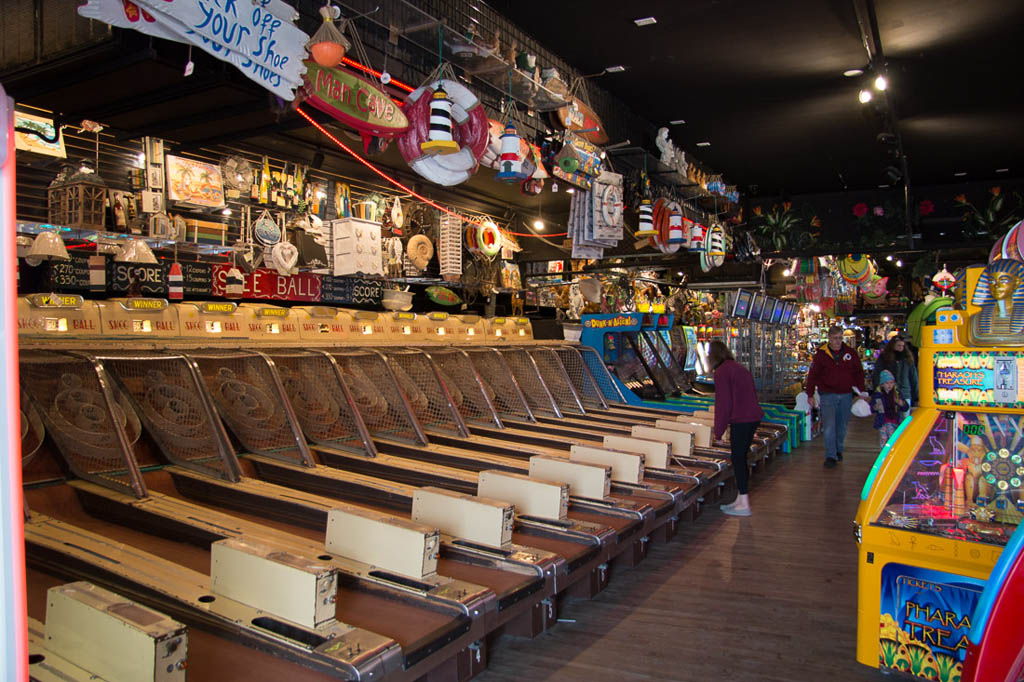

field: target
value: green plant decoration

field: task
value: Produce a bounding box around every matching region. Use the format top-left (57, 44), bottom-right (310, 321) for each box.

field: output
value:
top-left (879, 639), bottom-right (901, 668)
top-left (933, 653), bottom-right (960, 682)
top-left (956, 186), bottom-right (1023, 239)
top-left (750, 201), bottom-right (813, 251)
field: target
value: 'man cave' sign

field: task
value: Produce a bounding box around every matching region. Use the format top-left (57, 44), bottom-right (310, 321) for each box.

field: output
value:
top-left (303, 61), bottom-right (409, 136)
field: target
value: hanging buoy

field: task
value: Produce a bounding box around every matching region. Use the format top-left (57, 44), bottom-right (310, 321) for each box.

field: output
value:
top-left (225, 267), bottom-right (245, 299)
top-left (420, 88), bottom-right (461, 155)
top-left (667, 209), bottom-right (686, 244)
top-left (308, 5), bottom-right (350, 68)
top-left (168, 262), bottom-right (184, 300)
top-left (495, 122), bottom-right (524, 182)
top-left (635, 199), bottom-right (657, 237)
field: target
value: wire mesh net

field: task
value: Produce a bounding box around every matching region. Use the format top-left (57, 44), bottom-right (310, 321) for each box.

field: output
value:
top-left (648, 330), bottom-right (690, 391)
top-left (327, 350), bottom-right (426, 446)
top-left (577, 346), bottom-right (627, 404)
top-left (494, 348), bottom-right (561, 418)
top-left (187, 350), bottom-right (307, 463)
top-left (19, 350), bottom-right (144, 497)
top-left (379, 349), bottom-right (467, 437)
top-left (420, 348), bottom-right (501, 428)
top-left (20, 391), bottom-right (45, 467)
top-left (462, 348), bottom-right (535, 422)
top-left (527, 348), bottom-right (586, 414)
top-left (100, 354), bottom-right (236, 481)
top-left (553, 346), bottom-right (609, 409)
top-left (265, 350), bottom-right (374, 456)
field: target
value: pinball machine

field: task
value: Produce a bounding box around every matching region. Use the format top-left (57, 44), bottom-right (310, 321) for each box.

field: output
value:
top-left (855, 261), bottom-right (1024, 681)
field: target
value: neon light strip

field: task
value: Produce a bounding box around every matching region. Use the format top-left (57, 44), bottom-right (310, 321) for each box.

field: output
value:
top-left (297, 106), bottom-right (565, 237)
top-left (860, 412), bottom-right (914, 500)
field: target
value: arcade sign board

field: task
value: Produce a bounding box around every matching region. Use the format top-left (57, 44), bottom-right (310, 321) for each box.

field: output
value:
top-left (933, 351), bottom-right (1024, 409)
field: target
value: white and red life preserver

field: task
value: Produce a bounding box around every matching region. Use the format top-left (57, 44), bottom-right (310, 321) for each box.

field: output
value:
top-left (398, 79), bottom-right (489, 186)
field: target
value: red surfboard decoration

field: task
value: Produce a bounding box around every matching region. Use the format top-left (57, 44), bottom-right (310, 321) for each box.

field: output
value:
top-left (303, 61), bottom-right (409, 138)
top-left (550, 96), bottom-right (609, 145)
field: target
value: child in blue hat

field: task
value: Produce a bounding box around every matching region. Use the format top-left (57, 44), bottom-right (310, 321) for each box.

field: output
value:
top-left (871, 369), bottom-right (908, 447)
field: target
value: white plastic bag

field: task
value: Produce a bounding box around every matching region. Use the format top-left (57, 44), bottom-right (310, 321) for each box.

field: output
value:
top-left (851, 398), bottom-right (872, 418)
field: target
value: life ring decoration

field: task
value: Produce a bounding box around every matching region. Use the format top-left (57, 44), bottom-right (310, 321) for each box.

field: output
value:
top-left (601, 183), bottom-right (623, 227)
top-left (398, 79), bottom-right (489, 186)
top-left (465, 220), bottom-right (502, 258)
top-left (700, 223), bottom-right (728, 272)
top-left (650, 198), bottom-right (681, 254)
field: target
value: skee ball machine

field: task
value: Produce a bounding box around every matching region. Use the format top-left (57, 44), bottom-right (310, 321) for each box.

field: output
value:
top-left (855, 261), bottom-right (1024, 681)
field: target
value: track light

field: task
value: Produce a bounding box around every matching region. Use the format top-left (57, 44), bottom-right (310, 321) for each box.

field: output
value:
top-left (896, 259), bottom-right (903, 268)
top-left (874, 75), bottom-right (888, 91)
top-left (533, 219), bottom-right (544, 230)
top-left (886, 255), bottom-right (893, 261)
top-left (858, 89), bottom-right (873, 104)
top-left (884, 166), bottom-right (903, 183)
top-left (782, 268), bottom-right (792, 277)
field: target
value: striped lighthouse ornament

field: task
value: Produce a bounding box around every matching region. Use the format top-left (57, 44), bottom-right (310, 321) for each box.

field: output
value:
top-left (495, 122), bottom-right (524, 182)
top-left (667, 208), bottom-right (686, 244)
top-left (420, 88), bottom-right (461, 155)
top-left (635, 198), bottom-right (657, 237)
top-left (168, 261), bottom-right (184, 300)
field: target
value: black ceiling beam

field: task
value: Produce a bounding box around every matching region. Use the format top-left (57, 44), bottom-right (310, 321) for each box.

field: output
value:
top-left (4, 46), bottom-right (157, 101)
top-left (112, 99), bottom-right (263, 142)
top-left (61, 72), bottom-right (232, 123)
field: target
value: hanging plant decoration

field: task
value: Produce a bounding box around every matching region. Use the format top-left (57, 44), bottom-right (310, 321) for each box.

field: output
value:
top-left (308, 5), bottom-right (351, 68)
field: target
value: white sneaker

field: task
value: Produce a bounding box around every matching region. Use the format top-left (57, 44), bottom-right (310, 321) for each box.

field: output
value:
top-left (721, 501), bottom-right (752, 517)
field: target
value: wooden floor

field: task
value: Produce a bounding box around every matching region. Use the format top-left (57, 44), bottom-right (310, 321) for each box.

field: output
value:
top-left (478, 418), bottom-right (887, 682)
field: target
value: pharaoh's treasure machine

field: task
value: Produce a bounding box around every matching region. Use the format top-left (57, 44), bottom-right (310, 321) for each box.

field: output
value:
top-left (855, 259), bottom-right (1024, 681)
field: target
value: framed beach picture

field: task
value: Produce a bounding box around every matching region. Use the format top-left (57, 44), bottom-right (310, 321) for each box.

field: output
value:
top-left (165, 154), bottom-right (225, 208)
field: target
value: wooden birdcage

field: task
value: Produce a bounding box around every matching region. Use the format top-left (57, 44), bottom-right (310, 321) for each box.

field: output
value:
top-left (47, 163), bottom-right (107, 230)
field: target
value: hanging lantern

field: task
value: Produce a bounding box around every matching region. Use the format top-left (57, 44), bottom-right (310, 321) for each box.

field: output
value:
top-left (667, 209), bottom-right (686, 244)
top-left (47, 161), bottom-right (108, 230)
top-left (495, 122), bottom-right (524, 182)
top-left (420, 88), bottom-right (461, 155)
top-left (635, 199), bottom-right (657, 237)
top-left (308, 5), bottom-right (351, 68)
top-left (690, 222), bottom-right (707, 252)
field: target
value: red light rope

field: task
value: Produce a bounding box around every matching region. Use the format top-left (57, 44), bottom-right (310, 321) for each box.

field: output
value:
top-left (341, 57), bottom-right (414, 93)
top-left (297, 106), bottom-right (565, 236)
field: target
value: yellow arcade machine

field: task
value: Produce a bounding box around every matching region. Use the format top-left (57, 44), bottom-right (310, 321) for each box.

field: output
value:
top-left (855, 259), bottom-right (1024, 681)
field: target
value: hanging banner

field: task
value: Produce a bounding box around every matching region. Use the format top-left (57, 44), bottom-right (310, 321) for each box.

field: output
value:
top-left (211, 265), bottom-right (321, 301)
top-left (77, 0), bottom-right (308, 100)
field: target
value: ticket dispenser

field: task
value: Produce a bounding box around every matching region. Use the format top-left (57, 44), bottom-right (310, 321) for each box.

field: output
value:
top-left (383, 311), bottom-right (423, 344)
top-left (487, 317), bottom-right (510, 343)
top-left (294, 306), bottom-right (352, 345)
top-left (96, 297), bottom-right (179, 340)
top-left (453, 314), bottom-right (488, 345)
top-left (412, 487), bottom-right (515, 549)
top-left (175, 301), bottom-right (249, 344)
top-left (238, 303), bottom-right (302, 344)
top-left (325, 506), bottom-right (440, 580)
top-left (18, 294), bottom-right (102, 343)
top-left (350, 310), bottom-right (386, 344)
top-left (422, 311), bottom-right (460, 343)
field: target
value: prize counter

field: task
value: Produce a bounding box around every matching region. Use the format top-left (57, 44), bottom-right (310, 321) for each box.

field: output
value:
top-left (855, 260), bottom-right (1024, 681)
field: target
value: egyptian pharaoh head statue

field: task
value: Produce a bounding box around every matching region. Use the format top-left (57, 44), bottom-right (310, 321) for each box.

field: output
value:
top-left (969, 258), bottom-right (1024, 344)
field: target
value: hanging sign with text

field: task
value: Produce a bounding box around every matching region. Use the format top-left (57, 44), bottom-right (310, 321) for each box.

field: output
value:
top-left (77, 0), bottom-right (308, 100)
top-left (321, 276), bottom-right (383, 306)
top-left (211, 265), bottom-right (321, 301)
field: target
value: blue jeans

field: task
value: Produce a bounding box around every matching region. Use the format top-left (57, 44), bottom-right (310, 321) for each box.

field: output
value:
top-left (820, 392), bottom-right (853, 461)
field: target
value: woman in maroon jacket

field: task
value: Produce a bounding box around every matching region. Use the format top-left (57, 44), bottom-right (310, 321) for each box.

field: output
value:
top-left (709, 340), bottom-right (764, 517)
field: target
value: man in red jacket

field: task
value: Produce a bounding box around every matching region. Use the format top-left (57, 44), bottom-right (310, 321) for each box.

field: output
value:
top-left (806, 325), bottom-right (869, 468)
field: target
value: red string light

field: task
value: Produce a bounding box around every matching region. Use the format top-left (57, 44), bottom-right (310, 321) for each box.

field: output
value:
top-left (297, 106), bottom-right (561, 237)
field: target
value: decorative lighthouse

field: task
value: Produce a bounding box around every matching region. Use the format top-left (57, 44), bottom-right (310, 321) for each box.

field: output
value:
top-left (495, 122), bottom-right (524, 182)
top-left (667, 208), bottom-right (686, 244)
top-left (420, 88), bottom-right (461, 155)
top-left (635, 198), bottom-right (657, 237)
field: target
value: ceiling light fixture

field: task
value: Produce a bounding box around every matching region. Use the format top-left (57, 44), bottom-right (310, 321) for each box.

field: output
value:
top-left (996, 168), bottom-right (1009, 173)
top-left (843, 69), bottom-right (864, 77)
top-left (886, 255), bottom-right (893, 261)
top-left (896, 259), bottom-right (903, 268)
top-left (670, 119), bottom-right (686, 125)
top-left (858, 89), bottom-right (873, 104)
top-left (533, 219), bottom-right (544, 231)
top-left (782, 267), bottom-right (792, 277)
top-left (696, 141), bottom-right (711, 147)
top-left (634, 16), bottom-right (657, 26)
top-left (605, 65), bottom-right (626, 73)
top-left (874, 75), bottom-right (888, 91)
top-left (878, 184), bottom-right (890, 189)
top-left (954, 171), bottom-right (967, 177)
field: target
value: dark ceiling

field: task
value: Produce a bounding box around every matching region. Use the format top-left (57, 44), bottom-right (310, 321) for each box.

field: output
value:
top-left (490, 0), bottom-right (1024, 196)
